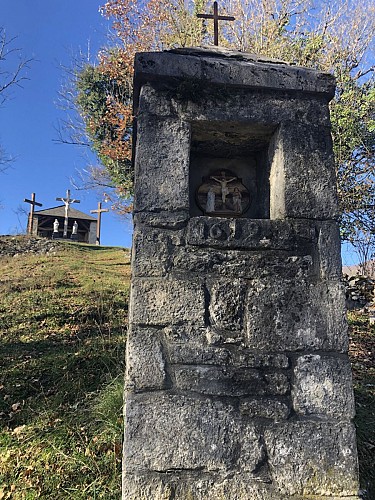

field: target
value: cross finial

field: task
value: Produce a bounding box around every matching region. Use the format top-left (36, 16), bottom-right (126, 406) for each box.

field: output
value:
top-left (197, 1), bottom-right (235, 46)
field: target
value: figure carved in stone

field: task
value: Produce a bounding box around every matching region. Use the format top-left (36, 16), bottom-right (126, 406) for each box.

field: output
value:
top-left (232, 187), bottom-right (242, 213)
top-left (196, 169), bottom-right (250, 216)
top-left (211, 171), bottom-right (236, 206)
top-left (206, 187), bottom-right (216, 212)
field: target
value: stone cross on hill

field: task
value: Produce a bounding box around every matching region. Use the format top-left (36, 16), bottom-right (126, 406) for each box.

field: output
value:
top-left (56, 189), bottom-right (80, 238)
top-left (197, 1), bottom-right (235, 46)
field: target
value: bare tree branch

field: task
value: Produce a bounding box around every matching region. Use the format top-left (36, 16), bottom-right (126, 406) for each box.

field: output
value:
top-left (0, 28), bottom-right (32, 101)
top-left (0, 27), bottom-right (32, 166)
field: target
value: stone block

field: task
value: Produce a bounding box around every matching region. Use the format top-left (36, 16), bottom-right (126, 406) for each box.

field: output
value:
top-left (133, 210), bottom-right (189, 229)
top-left (168, 344), bottom-right (231, 365)
top-left (131, 225), bottom-right (185, 277)
top-left (163, 324), bottom-right (207, 343)
top-left (123, 471), bottom-right (360, 500)
top-left (316, 221), bottom-right (342, 279)
top-left (124, 394), bottom-right (265, 473)
top-left (131, 228), bottom-right (170, 277)
top-left (232, 350), bottom-right (290, 369)
top-left (168, 345), bottom-right (290, 369)
top-left (240, 398), bottom-right (290, 420)
top-left (122, 472), bottom-right (278, 500)
top-left (281, 123), bottom-right (339, 220)
top-left (178, 92), bottom-right (333, 132)
top-left (174, 366), bottom-right (289, 397)
top-left (187, 217), bottom-right (319, 255)
top-left (138, 83), bottom-right (176, 118)
top-left (125, 327), bottom-right (167, 392)
top-left (292, 354), bottom-right (355, 418)
top-left (208, 278), bottom-right (247, 331)
top-left (264, 422), bottom-right (359, 496)
top-left (134, 49), bottom-right (335, 98)
top-left (245, 279), bottom-right (348, 351)
top-left (130, 278), bottom-right (206, 326)
top-left (173, 246), bottom-right (316, 281)
top-left (134, 116), bottom-right (190, 213)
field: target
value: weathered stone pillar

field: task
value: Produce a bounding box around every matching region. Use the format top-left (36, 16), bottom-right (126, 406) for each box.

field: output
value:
top-left (123, 47), bottom-right (360, 499)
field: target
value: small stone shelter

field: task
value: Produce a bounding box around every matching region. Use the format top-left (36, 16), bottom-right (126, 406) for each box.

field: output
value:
top-left (31, 206), bottom-right (97, 243)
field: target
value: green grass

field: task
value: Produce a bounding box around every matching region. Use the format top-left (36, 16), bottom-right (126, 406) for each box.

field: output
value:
top-left (348, 311), bottom-right (375, 499)
top-left (0, 239), bottom-right (130, 499)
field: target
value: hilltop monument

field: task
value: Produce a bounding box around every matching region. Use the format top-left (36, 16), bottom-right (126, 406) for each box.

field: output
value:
top-left (123, 45), bottom-right (360, 499)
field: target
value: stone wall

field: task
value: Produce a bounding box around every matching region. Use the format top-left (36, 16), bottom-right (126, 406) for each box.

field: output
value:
top-left (123, 48), bottom-right (360, 499)
top-left (0, 235), bottom-right (62, 258)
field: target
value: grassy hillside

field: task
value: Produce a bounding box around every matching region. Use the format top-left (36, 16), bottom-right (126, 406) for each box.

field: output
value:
top-left (0, 238), bottom-right (374, 498)
top-left (348, 312), bottom-right (375, 499)
top-left (0, 239), bottom-right (130, 499)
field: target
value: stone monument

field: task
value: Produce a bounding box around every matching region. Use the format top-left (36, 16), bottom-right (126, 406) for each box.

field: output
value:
top-left (123, 47), bottom-right (360, 499)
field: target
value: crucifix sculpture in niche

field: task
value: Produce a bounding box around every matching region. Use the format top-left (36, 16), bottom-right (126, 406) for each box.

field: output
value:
top-left (196, 169), bottom-right (250, 216)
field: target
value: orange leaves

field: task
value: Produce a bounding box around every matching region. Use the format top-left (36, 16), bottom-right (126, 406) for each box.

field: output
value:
top-left (93, 0), bottom-right (211, 183)
top-left (100, 0), bottom-right (203, 52)
top-left (98, 48), bottom-right (134, 84)
top-left (100, 92), bottom-right (132, 162)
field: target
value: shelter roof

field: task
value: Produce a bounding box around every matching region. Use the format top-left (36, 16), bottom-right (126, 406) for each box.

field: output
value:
top-left (34, 205), bottom-right (97, 221)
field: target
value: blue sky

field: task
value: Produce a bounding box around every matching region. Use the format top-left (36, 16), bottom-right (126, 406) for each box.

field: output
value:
top-left (0, 1), bottom-right (362, 264)
top-left (0, 0), bottom-right (132, 247)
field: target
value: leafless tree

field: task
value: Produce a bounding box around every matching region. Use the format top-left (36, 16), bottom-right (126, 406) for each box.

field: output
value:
top-left (12, 204), bottom-right (28, 234)
top-left (0, 27), bottom-right (32, 170)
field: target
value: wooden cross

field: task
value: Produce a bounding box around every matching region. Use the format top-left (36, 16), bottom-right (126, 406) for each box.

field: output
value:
top-left (24, 193), bottom-right (43, 235)
top-left (56, 189), bottom-right (80, 238)
top-left (197, 1), bottom-right (235, 46)
top-left (90, 202), bottom-right (109, 246)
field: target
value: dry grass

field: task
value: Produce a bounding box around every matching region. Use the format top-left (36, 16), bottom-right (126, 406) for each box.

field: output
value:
top-left (348, 311), bottom-right (375, 499)
top-left (0, 241), bottom-right (130, 499)
top-left (0, 239), bottom-right (373, 498)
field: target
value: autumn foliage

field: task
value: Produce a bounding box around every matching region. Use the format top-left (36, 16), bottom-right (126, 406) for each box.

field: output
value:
top-left (74, 0), bottom-right (375, 238)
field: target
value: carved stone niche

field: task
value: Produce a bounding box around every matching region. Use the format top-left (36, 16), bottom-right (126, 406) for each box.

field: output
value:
top-left (189, 121), bottom-right (279, 219)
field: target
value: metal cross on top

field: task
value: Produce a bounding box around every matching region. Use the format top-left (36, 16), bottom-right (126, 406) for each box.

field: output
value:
top-left (56, 189), bottom-right (80, 238)
top-left (197, 1), bottom-right (235, 46)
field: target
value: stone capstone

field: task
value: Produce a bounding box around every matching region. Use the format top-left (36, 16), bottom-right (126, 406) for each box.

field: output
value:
top-left (134, 49), bottom-right (336, 104)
